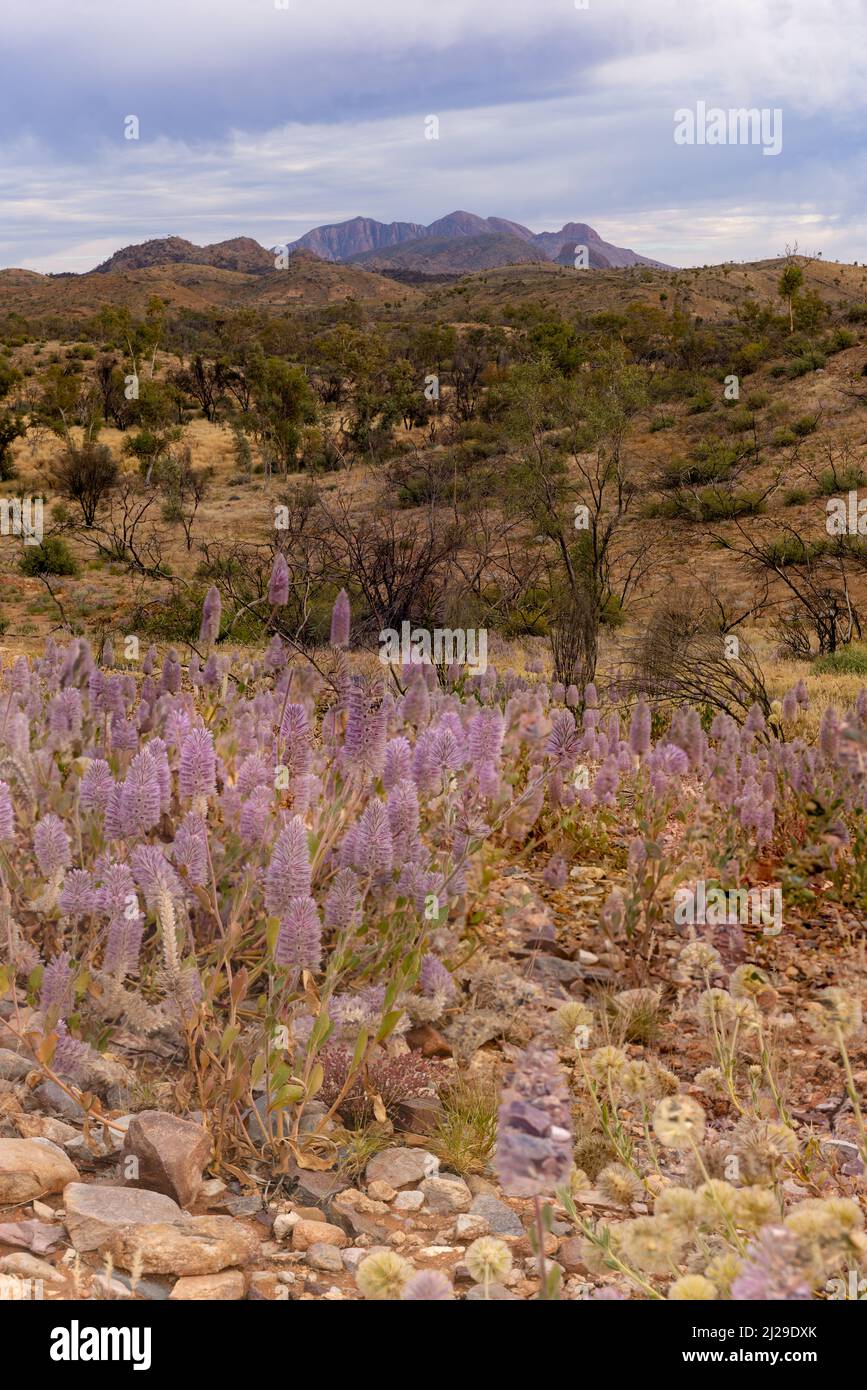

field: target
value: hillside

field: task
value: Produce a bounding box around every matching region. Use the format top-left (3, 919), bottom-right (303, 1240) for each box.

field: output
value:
top-left (93, 236), bottom-right (275, 275)
top-left (0, 253), bottom-right (420, 321)
top-left (350, 231), bottom-right (552, 274)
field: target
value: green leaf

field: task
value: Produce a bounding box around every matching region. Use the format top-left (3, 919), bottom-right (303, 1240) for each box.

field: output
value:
top-left (309, 1011), bottom-right (332, 1051)
top-left (351, 1028), bottom-right (369, 1070)
top-left (375, 1009), bottom-right (404, 1043)
top-left (270, 1083), bottom-right (305, 1110)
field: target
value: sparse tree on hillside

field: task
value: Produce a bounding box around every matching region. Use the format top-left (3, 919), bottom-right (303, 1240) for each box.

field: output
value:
top-left (50, 440), bottom-right (119, 528)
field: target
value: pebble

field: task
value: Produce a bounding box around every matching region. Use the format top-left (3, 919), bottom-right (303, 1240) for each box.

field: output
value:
top-left (0, 1138), bottom-right (79, 1204)
top-left (419, 1175), bottom-right (472, 1214)
top-left (306, 1242), bottom-right (344, 1273)
top-left (365, 1147), bottom-right (438, 1188)
top-left (63, 1182), bottom-right (181, 1253)
top-left (468, 1194), bottom-right (523, 1237)
top-left (169, 1271), bottom-right (246, 1300)
top-left (393, 1190), bottom-right (425, 1213)
top-left (291, 1219), bottom-right (347, 1252)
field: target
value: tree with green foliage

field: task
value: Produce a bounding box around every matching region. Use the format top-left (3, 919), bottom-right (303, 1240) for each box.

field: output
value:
top-left (779, 263), bottom-right (804, 334)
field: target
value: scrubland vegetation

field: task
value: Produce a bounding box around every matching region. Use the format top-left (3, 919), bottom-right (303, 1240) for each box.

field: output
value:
top-left (0, 252), bottom-right (866, 1303)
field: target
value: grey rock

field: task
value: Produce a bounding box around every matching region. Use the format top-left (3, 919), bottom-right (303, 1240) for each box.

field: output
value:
top-left (365, 1146), bottom-right (438, 1189)
top-left (0, 1049), bottom-right (32, 1082)
top-left (469, 1194), bottom-right (524, 1237)
top-left (306, 1242), bottom-right (344, 1273)
top-left (63, 1182), bottom-right (182, 1252)
top-left (121, 1110), bottom-right (211, 1208)
top-left (33, 1081), bottom-right (85, 1122)
top-left (420, 1175), bottom-right (472, 1214)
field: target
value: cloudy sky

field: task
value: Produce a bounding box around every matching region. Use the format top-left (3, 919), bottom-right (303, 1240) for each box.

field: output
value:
top-left (1, 0), bottom-right (865, 272)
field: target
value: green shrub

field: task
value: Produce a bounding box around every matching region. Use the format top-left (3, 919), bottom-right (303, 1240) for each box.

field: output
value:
top-left (649, 414), bottom-right (675, 432)
top-left (817, 465), bottom-right (864, 495)
top-left (782, 487), bottom-right (809, 507)
top-left (772, 427), bottom-right (798, 448)
top-left (19, 537), bottom-right (79, 577)
top-left (812, 645), bottom-right (867, 676)
top-left (660, 439), bottom-right (741, 489)
top-left (827, 327), bottom-right (855, 353)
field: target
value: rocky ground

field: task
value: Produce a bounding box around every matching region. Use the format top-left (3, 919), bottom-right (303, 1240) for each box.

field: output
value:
top-left (0, 857), bottom-right (864, 1303)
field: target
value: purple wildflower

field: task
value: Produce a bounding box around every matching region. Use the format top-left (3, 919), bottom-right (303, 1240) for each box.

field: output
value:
top-left (40, 950), bottom-right (75, 1021)
top-left (275, 895), bottom-right (322, 975)
top-left (179, 727), bottom-right (217, 800)
top-left (268, 552), bottom-right (290, 606)
top-left (0, 782), bottom-right (14, 841)
top-left (265, 816), bottom-right (312, 914)
top-left (33, 814), bottom-right (71, 876)
top-left (199, 585), bottom-right (222, 645)
top-left (731, 1227), bottom-right (812, 1301)
top-left (330, 589), bottom-right (351, 648)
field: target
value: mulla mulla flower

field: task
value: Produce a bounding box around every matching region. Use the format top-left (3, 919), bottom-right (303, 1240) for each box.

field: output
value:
top-left (265, 816), bottom-right (311, 914)
top-left (401, 1270), bottom-right (454, 1301)
top-left (652, 1095), bottom-right (706, 1149)
top-left (329, 588), bottom-right (351, 648)
top-left (199, 585), bottom-right (222, 645)
top-left (356, 1251), bottom-right (413, 1300)
top-left (465, 1236), bottom-right (513, 1286)
top-left (178, 727), bottom-right (217, 802)
top-left (267, 551), bottom-right (289, 606)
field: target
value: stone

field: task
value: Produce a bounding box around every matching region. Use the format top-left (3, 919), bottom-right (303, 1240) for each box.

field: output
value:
top-left (306, 1242), bottom-right (344, 1273)
top-left (292, 1204), bottom-right (326, 1222)
top-left (465, 1281), bottom-right (522, 1300)
top-left (272, 1213), bottom-right (299, 1241)
top-left (33, 1081), bottom-right (85, 1122)
top-left (393, 1096), bottom-right (443, 1135)
top-left (340, 1248), bottom-right (367, 1271)
top-left (393, 1190), bottom-right (425, 1213)
top-left (121, 1111), bottom-right (210, 1209)
top-left (248, 1271), bottom-right (287, 1300)
top-left (365, 1146), bottom-right (438, 1189)
top-left (0, 1252), bottom-right (65, 1284)
top-left (0, 1049), bottom-right (32, 1082)
top-left (0, 1138), bottom-right (79, 1204)
top-left (289, 1167), bottom-right (348, 1204)
top-left (0, 1218), bottom-right (62, 1253)
top-left (332, 1188), bottom-right (388, 1216)
top-left (169, 1270), bottom-right (246, 1300)
top-left (454, 1213), bottom-right (489, 1239)
top-left (557, 1237), bottom-right (592, 1274)
top-left (291, 1219), bottom-right (347, 1252)
top-left (366, 1180), bottom-right (396, 1203)
top-left (62, 1183), bottom-right (181, 1252)
top-left (469, 1194), bottom-right (524, 1237)
top-left (91, 1273), bottom-right (134, 1299)
top-left (12, 1114), bottom-right (79, 1147)
top-left (108, 1216), bottom-right (258, 1276)
top-left (419, 1175), bottom-right (472, 1214)
top-left (112, 1272), bottom-right (173, 1300)
top-left (514, 1231), bottom-right (558, 1258)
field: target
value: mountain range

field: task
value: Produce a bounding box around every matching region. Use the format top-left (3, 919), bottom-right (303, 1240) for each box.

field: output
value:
top-left (290, 210), bottom-right (670, 273)
top-left (87, 212), bottom-right (670, 278)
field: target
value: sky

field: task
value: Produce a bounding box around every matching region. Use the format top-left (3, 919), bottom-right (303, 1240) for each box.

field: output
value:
top-left (1, 0), bottom-right (865, 273)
